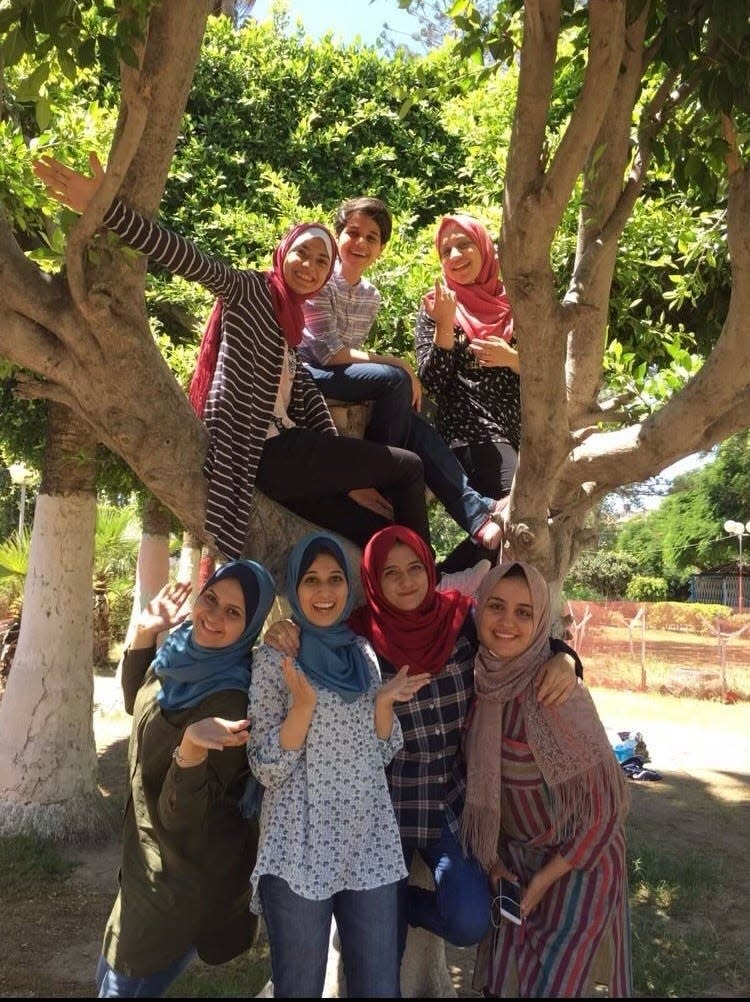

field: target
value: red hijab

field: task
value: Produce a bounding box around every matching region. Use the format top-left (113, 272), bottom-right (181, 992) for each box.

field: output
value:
top-left (188, 222), bottom-right (337, 416)
top-left (430, 213), bottom-right (513, 343)
top-left (348, 525), bottom-right (474, 676)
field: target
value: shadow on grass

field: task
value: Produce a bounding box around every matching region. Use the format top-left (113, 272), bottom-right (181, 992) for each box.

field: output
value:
top-left (626, 771), bottom-right (750, 998)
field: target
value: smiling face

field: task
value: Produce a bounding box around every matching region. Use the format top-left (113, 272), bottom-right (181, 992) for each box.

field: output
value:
top-left (438, 225), bottom-right (483, 285)
top-left (192, 577), bottom-right (246, 648)
top-left (336, 210), bottom-right (384, 283)
top-left (283, 235), bottom-right (333, 295)
top-left (477, 573), bottom-right (535, 660)
top-left (379, 541), bottom-right (429, 612)
top-left (296, 552), bottom-right (349, 627)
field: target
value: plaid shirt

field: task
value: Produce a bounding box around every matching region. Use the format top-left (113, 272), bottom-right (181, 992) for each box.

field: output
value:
top-left (299, 264), bottom-right (381, 364)
top-left (382, 612), bottom-right (477, 848)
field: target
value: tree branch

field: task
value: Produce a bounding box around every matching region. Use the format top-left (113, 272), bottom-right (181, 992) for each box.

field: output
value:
top-left (543, 0), bottom-right (626, 223)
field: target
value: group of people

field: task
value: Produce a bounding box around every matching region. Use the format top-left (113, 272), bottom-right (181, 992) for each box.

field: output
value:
top-left (33, 152), bottom-right (633, 999)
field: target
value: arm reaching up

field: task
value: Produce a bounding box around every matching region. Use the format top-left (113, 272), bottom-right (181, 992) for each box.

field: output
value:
top-left (33, 151), bottom-right (105, 214)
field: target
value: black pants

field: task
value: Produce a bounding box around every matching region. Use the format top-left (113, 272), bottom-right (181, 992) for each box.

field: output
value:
top-left (256, 428), bottom-right (431, 549)
top-left (439, 440), bottom-right (518, 573)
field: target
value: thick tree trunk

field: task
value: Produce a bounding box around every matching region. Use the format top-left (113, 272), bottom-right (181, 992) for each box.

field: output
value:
top-left (0, 406), bottom-right (111, 841)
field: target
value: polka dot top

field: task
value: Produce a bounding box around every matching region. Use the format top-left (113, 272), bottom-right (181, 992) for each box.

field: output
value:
top-left (414, 306), bottom-right (521, 451)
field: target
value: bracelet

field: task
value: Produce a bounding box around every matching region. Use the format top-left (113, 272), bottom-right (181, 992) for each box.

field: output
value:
top-left (172, 745), bottom-right (208, 768)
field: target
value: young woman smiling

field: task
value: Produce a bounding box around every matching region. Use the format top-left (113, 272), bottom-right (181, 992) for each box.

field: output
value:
top-left (415, 213), bottom-right (521, 572)
top-left (247, 531), bottom-right (429, 998)
top-left (263, 525), bottom-right (583, 976)
top-left (464, 562), bottom-right (632, 998)
top-left (34, 155), bottom-right (432, 560)
top-left (96, 560), bottom-right (276, 998)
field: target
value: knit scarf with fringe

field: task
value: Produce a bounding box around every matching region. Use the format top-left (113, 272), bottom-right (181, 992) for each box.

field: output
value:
top-left (460, 561), bottom-right (629, 872)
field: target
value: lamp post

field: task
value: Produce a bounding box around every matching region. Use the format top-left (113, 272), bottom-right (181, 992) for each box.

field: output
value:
top-left (8, 462), bottom-right (34, 535)
top-left (723, 519), bottom-right (750, 611)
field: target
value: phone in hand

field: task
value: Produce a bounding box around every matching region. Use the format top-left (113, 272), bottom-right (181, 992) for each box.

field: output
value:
top-left (496, 877), bottom-right (522, 925)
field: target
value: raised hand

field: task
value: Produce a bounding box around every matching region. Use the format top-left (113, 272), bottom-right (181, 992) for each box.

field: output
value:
top-left (132, 581), bottom-right (192, 648)
top-left (423, 280), bottom-right (457, 328)
top-left (33, 151), bottom-right (106, 214)
top-left (174, 716), bottom-right (251, 768)
top-left (377, 666), bottom-right (431, 706)
top-left (280, 655), bottom-right (318, 712)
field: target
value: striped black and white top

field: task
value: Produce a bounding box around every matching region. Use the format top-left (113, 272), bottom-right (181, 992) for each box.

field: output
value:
top-left (104, 199), bottom-right (337, 560)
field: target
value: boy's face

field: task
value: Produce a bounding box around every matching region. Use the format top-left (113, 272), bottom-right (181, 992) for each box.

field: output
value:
top-left (337, 211), bottom-right (384, 279)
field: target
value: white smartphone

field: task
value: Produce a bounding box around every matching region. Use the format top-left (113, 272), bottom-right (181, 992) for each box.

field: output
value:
top-left (497, 877), bottom-right (522, 925)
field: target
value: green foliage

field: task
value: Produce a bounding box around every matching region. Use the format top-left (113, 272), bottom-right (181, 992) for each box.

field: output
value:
top-left (94, 504), bottom-right (140, 582)
top-left (613, 433), bottom-right (750, 585)
top-left (565, 548), bottom-right (640, 599)
top-left (646, 601), bottom-right (731, 634)
top-left (0, 0), bottom-right (148, 127)
top-left (625, 575), bottom-right (668, 602)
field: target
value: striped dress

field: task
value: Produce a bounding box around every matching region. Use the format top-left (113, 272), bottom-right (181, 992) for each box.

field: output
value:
top-left (475, 696), bottom-right (632, 998)
top-left (103, 200), bottom-right (336, 560)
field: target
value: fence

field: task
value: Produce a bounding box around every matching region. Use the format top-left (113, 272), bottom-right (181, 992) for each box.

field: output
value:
top-left (564, 600), bottom-right (750, 700)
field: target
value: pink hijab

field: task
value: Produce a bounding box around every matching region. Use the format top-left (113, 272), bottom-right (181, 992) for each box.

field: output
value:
top-left (189, 223), bottom-right (337, 416)
top-left (429, 213), bottom-right (513, 343)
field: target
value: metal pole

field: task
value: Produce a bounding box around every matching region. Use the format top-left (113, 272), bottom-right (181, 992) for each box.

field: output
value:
top-left (17, 483), bottom-right (26, 536)
top-left (739, 533), bottom-right (744, 612)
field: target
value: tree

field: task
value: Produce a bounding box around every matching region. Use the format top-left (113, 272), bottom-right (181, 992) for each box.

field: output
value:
top-left (1, 0), bottom-right (750, 835)
top-left (447, 1), bottom-right (750, 595)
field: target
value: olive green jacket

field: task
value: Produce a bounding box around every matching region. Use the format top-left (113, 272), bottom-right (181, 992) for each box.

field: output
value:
top-left (101, 646), bottom-right (259, 977)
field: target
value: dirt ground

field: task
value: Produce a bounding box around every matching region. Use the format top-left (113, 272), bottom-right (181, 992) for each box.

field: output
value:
top-left (1, 674), bottom-right (749, 998)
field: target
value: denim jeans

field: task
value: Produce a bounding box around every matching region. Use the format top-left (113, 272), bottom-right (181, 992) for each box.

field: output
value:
top-left (258, 874), bottom-right (401, 998)
top-left (305, 361), bottom-right (495, 536)
top-left (439, 440), bottom-right (519, 573)
top-left (304, 361), bottom-right (413, 447)
top-left (95, 950), bottom-right (195, 998)
top-left (398, 819), bottom-right (492, 962)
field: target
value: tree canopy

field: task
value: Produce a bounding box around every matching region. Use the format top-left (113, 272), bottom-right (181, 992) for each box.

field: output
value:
top-left (0, 0), bottom-right (748, 588)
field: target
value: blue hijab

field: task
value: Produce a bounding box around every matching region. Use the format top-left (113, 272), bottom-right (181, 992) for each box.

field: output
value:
top-left (153, 559), bottom-right (276, 711)
top-left (286, 532), bottom-right (370, 702)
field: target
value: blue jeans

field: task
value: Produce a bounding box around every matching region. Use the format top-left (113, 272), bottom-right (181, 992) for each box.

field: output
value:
top-left (258, 874), bottom-right (401, 998)
top-left (304, 361), bottom-right (413, 447)
top-left (95, 950), bottom-right (195, 998)
top-left (440, 440), bottom-right (519, 573)
top-left (305, 361), bottom-right (495, 535)
top-left (398, 820), bottom-right (492, 962)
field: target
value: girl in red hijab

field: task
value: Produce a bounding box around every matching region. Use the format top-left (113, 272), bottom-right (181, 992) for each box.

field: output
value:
top-left (266, 523), bottom-right (583, 974)
top-left (34, 153), bottom-right (432, 561)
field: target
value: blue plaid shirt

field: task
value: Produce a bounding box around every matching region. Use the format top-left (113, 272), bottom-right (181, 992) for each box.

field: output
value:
top-left (380, 614), bottom-right (584, 849)
top-left (381, 612), bottom-right (477, 848)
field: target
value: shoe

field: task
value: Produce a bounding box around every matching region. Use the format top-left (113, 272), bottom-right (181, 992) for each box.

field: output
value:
top-left (438, 559), bottom-right (492, 597)
top-left (473, 518), bottom-right (502, 550)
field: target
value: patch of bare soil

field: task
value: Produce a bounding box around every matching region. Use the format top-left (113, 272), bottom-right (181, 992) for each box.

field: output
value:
top-left (1, 679), bottom-right (749, 998)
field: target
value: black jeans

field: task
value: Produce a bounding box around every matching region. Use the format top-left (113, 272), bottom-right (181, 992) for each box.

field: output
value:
top-left (256, 428), bottom-right (431, 549)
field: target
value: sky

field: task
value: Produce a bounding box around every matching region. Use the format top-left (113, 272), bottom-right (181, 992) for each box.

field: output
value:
top-left (249, 0), bottom-right (423, 48)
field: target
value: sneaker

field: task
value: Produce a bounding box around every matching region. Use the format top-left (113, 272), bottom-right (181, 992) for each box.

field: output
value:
top-left (438, 559), bottom-right (492, 598)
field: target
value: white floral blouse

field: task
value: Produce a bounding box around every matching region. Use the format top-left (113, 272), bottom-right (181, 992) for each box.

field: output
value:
top-left (247, 641), bottom-right (407, 911)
